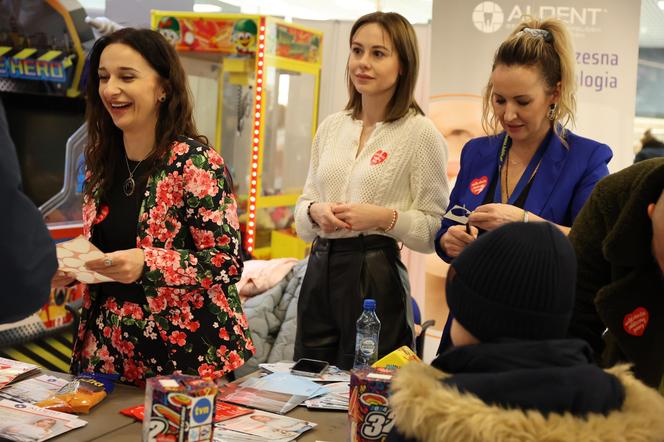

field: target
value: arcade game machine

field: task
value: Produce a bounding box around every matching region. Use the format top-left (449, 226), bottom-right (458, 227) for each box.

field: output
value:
top-left (152, 11), bottom-right (322, 259)
top-left (0, 0), bottom-right (94, 371)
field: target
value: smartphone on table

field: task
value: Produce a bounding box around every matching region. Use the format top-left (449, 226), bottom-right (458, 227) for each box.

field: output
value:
top-left (290, 358), bottom-right (329, 377)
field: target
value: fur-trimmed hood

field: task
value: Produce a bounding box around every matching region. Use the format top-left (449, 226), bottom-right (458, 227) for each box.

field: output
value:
top-left (390, 362), bottom-right (664, 441)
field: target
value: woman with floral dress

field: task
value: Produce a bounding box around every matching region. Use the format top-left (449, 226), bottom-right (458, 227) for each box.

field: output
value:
top-left (51, 28), bottom-right (254, 385)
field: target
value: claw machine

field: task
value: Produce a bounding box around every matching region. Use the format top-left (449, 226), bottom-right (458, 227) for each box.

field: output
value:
top-left (152, 11), bottom-right (322, 258)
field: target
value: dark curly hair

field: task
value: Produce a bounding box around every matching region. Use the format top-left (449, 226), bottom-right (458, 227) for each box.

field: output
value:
top-left (83, 27), bottom-right (207, 198)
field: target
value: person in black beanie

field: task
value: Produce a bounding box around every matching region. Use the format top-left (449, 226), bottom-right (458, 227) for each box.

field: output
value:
top-left (387, 222), bottom-right (664, 442)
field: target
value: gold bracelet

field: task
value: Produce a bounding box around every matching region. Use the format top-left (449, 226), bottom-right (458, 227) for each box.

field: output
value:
top-left (384, 209), bottom-right (398, 232)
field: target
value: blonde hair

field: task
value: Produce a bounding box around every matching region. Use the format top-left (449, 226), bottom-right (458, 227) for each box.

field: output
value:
top-left (481, 17), bottom-right (576, 145)
top-left (344, 12), bottom-right (423, 122)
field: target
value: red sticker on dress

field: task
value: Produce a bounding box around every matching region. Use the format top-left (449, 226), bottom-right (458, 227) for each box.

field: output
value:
top-left (470, 176), bottom-right (488, 195)
top-left (623, 307), bottom-right (649, 336)
top-left (370, 150), bottom-right (388, 165)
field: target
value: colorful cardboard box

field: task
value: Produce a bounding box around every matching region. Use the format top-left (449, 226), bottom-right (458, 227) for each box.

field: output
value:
top-left (372, 346), bottom-right (420, 370)
top-left (143, 375), bottom-right (217, 442)
top-left (349, 367), bottom-right (395, 442)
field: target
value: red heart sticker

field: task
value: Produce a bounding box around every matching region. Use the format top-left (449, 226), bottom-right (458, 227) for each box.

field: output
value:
top-left (623, 307), bottom-right (649, 336)
top-left (470, 176), bottom-right (488, 195)
top-left (370, 150), bottom-right (388, 165)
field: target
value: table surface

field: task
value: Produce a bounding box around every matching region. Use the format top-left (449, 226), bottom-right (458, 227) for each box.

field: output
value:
top-left (45, 371), bottom-right (348, 441)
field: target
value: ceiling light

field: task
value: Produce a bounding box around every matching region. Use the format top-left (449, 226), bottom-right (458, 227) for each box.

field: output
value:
top-left (658, 0), bottom-right (664, 10)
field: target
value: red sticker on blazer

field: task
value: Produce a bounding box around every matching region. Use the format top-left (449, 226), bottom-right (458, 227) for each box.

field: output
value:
top-left (470, 176), bottom-right (488, 195)
top-left (370, 150), bottom-right (388, 165)
top-left (623, 307), bottom-right (649, 336)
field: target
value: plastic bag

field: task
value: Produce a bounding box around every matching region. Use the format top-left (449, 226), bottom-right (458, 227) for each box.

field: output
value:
top-left (36, 372), bottom-right (117, 414)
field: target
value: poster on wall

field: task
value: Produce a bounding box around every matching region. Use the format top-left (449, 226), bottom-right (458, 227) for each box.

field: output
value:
top-left (430, 0), bottom-right (641, 173)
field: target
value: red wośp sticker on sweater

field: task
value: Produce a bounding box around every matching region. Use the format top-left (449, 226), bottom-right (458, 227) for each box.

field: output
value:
top-left (623, 307), bottom-right (649, 336)
top-left (470, 176), bottom-right (488, 195)
top-left (370, 150), bottom-right (388, 165)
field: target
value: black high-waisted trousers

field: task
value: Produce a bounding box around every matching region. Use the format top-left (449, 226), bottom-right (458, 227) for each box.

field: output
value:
top-left (294, 234), bottom-right (414, 370)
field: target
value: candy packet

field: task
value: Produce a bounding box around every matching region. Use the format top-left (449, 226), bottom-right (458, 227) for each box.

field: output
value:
top-left (36, 372), bottom-right (118, 414)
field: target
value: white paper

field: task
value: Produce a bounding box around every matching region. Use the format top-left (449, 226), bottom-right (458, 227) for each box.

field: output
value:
top-left (56, 236), bottom-right (114, 284)
top-left (259, 362), bottom-right (350, 383)
top-left (0, 375), bottom-right (69, 404)
top-left (303, 381), bottom-right (349, 411)
top-left (0, 398), bottom-right (87, 441)
top-left (215, 409), bottom-right (315, 441)
top-left (0, 358), bottom-right (41, 389)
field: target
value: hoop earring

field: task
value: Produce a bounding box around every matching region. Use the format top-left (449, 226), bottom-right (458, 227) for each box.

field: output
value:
top-left (158, 95), bottom-right (166, 103)
top-left (547, 103), bottom-right (556, 121)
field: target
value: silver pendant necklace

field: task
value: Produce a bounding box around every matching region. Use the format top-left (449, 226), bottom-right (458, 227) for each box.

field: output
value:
top-left (123, 154), bottom-right (145, 196)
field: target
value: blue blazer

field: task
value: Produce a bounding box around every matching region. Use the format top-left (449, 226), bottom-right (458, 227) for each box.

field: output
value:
top-left (435, 130), bottom-right (613, 262)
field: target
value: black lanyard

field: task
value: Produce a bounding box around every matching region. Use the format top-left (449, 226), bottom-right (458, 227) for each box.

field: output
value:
top-left (493, 132), bottom-right (550, 205)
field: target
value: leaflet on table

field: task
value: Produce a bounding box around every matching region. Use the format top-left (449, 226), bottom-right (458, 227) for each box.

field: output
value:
top-left (259, 362), bottom-right (350, 383)
top-left (214, 402), bottom-right (253, 422)
top-left (240, 372), bottom-right (327, 398)
top-left (303, 381), bottom-right (350, 411)
top-left (215, 409), bottom-right (315, 442)
top-left (0, 398), bottom-right (87, 441)
top-left (119, 400), bottom-right (254, 423)
top-left (56, 236), bottom-right (115, 284)
top-left (0, 358), bottom-right (41, 389)
top-left (217, 383), bottom-right (307, 414)
top-left (304, 397), bottom-right (348, 411)
top-left (0, 375), bottom-right (69, 404)
top-left (213, 428), bottom-right (273, 441)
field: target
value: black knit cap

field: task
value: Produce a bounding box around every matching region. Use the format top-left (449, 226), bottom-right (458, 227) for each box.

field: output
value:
top-left (446, 222), bottom-right (577, 342)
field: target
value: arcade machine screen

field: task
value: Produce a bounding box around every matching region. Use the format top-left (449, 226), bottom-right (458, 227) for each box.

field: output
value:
top-left (2, 92), bottom-right (85, 208)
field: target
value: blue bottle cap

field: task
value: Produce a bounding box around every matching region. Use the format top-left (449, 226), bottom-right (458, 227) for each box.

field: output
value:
top-left (363, 299), bottom-right (376, 310)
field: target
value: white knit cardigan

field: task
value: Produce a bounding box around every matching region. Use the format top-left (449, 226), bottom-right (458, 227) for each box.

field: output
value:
top-left (294, 110), bottom-right (450, 253)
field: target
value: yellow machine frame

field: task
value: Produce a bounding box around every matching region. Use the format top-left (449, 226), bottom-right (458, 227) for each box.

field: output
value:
top-left (151, 11), bottom-right (322, 258)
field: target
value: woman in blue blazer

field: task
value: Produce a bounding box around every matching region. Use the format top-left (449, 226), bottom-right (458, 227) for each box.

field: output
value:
top-left (437, 19), bottom-right (612, 261)
top-left (435, 18), bottom-right (612, 350)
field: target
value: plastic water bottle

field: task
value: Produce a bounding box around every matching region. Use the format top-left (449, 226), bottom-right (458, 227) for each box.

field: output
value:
top-left (353, 299), bottom-right (381, 369)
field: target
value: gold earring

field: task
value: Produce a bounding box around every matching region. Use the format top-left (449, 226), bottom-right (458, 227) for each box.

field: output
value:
top-left (159, 95), bottom-right (166, 102)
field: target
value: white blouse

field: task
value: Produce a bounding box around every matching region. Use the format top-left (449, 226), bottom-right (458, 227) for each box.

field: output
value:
top-left (295, 110), bottom-right (450, 253)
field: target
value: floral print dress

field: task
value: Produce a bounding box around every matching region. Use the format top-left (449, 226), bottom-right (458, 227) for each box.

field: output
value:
top-left (71, 137), bottom-right (254, 386)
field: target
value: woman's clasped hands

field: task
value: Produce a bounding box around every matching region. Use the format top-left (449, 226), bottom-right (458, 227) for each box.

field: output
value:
top-left (309, 202), bottom-right (394, 233)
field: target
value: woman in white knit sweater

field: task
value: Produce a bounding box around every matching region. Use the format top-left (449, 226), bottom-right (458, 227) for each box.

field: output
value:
top-left (293, 12), bottom-right (450, 369)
